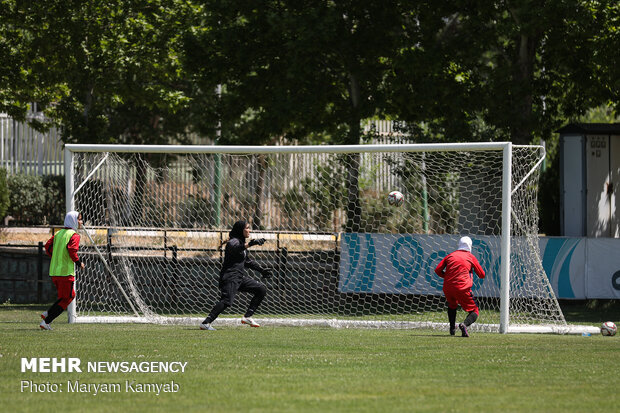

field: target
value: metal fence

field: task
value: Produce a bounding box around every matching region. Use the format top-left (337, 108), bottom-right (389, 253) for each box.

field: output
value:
top-left (0, 113), bottom-right (64, 176)
top-left (0, 114), bottom-right (404, 181)
top-left (0, 243), bottom-right (52, 304)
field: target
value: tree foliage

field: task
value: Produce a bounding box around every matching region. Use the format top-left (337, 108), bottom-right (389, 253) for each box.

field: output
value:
top-left (390, 0), bottom-right (620, 144)
top-left (3, 0), bottom-right (195, 143)
top-left (0, 0), bottom-right (52, 126)
top-left (2, 0), bottom-right (617, 146)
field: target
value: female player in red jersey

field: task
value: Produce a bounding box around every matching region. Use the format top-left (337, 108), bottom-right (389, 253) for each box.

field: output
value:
top-left (434, 236), bottom-right (485, 337)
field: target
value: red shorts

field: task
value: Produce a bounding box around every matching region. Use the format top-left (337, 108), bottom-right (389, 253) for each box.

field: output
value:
top-left (443, 286), bottom-right (479, 314)
top-left (51, 276), bottom-right (76, 309)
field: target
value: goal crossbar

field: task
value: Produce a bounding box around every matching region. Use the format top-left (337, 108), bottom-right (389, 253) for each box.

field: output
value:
top-left (65, 142), bottom-right (511, 154)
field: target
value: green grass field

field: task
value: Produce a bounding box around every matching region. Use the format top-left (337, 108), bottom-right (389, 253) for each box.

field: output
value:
top-left (1, 304), bottom-right (619, 413)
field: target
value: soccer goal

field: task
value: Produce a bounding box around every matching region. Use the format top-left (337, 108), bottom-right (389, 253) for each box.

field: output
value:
top-left (64, 142), bottom-right (583, 334)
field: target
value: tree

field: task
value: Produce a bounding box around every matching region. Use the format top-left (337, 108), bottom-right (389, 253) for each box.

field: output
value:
top-left (0, 0), bottom-right (58, 128)
top-left (4, 0), bottom-right (195, 144)
top-left (4, 1), bottom-right (202, 225)
top-left (390, 0), bottom-right (620, 145)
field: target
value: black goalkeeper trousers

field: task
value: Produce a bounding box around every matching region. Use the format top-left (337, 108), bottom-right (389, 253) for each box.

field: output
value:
top-left (204, 276), bottom-right (267, 324)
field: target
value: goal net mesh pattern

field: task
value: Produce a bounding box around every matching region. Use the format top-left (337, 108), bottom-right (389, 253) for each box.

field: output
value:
top-left (71, 145), bottom-right (566, 331)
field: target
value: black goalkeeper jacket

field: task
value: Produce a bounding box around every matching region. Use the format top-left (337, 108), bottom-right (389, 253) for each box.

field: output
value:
top-left (219, 237), bottom-right (263, 282)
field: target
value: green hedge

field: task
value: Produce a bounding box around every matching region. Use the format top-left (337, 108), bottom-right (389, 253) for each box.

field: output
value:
top-left (4, 172), bottom-right (65, 225)
top-left (0, 168), bottom-right (9, 220)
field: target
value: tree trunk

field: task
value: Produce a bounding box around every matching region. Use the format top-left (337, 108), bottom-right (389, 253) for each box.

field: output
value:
top-left (345, 151), bottom-right (361, 232)
top-left (511, 27), bottom-right (539, 145)
top-left (345, 73), bottom-right (362, 232)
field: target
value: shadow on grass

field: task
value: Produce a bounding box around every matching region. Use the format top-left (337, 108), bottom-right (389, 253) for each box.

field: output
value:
top-left (560, 299), bottom-right (620, 324)
top-left (0, 303), bottom-right (50, 323)
top-left (0, 303), bottom-right (50, 312)
top-left (2, 301), bottom-right (619, 325)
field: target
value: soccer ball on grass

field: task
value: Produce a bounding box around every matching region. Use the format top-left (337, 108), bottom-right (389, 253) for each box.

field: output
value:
top-left (600, 321), bottom-right (617, 336)
top-left (388, 191), bottom-right (404, 206)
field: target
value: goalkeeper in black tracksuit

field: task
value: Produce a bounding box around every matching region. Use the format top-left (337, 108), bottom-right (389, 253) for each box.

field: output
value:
top-left (200, 220), bottom-right (272, 330)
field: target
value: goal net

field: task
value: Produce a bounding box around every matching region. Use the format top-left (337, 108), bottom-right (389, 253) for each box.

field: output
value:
top-left (65, 143), bottom-right (571, 333)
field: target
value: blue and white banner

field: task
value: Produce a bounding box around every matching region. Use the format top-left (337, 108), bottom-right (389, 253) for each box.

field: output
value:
top-left (586, 239), bottom-right (620, 298)
top-left (539, 237), bottom-right (585, 299)
top-left (339, 234), bottom-right (620, 299)
top-left (338, 234), bottom-right (502, 296)
top-left (540, 237), bottom-right (620, 299)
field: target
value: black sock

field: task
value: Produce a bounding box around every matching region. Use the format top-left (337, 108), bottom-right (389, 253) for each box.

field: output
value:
top-left (448, 308), bottom-right (457, 330)
top-left (244, 285), bottom-right (267, 318)
top-left (204, 301), bottom-right (229, 324)
top-left (47, 298), bottom-right (61, 311)
top-left (463, 311), bottom-right (478, 327)
top-left (45, 303), bottom-right (64, 324)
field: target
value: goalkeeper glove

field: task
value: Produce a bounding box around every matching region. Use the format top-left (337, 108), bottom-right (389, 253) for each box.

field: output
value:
top-left (261, 267), bottom-right (273, 279)
top-left (248, 238), bottom-right (266, 247)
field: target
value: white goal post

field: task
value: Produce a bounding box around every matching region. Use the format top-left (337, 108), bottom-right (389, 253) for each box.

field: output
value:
top-left (63, 142), bottom-right (592, 334)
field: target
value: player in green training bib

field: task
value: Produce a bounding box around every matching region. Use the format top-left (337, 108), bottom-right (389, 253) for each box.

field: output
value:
top-left (40, 211), bottom-right (85, 330)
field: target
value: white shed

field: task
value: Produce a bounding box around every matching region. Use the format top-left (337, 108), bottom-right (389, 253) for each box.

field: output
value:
top-left (559, 123), bottom-right (620, 237)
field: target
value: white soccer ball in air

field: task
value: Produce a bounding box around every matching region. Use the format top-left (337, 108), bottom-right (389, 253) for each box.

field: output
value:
top-left (388, 191), bottom-right (404, 206)
top-left (600, 321), bottom-right (617, 336)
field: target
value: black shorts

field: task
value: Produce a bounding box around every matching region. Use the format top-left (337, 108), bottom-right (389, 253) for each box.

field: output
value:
top-left (219, 275), bottom-right (265, 306)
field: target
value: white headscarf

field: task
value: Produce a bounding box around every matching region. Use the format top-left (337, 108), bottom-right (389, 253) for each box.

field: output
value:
top-left (457, 236), bottom-right (472, 252)
top-left (64, 211), bottom-right (80, 231)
